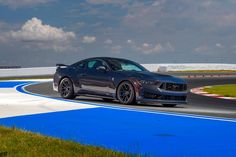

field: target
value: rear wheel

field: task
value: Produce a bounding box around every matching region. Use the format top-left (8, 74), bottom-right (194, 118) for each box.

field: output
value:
top-left (117, 81), bottom-right (136, 105)
top-left (162, 104), bottom-right (177, 107)
top-left (59, 78), bottom-right (76, 99)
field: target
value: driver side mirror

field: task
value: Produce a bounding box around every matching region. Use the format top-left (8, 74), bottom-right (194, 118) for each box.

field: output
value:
top-left (96, 65), bottom-right (108, 72)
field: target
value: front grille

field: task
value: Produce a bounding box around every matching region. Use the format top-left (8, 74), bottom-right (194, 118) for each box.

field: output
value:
top-left (143, 92), bottom-right (187, 101)
top-left (161, 95), bottom-right (186, 101)
top-left (160, 83), bottom-right (187, 91)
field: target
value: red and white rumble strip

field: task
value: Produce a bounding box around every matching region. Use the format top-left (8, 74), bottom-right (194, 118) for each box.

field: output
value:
top-left (191, 86), bottom-right (236, 101)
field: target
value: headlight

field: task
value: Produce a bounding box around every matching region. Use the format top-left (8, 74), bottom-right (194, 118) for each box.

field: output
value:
top-left (139, 80), bottom-right (159, 85)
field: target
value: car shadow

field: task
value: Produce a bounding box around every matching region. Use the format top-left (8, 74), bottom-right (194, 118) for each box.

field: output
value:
top-left (73, 97), bottom-right (185, 109)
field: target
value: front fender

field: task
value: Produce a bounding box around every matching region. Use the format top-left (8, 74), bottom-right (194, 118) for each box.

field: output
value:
top-left (115, 78), bottom-right (141, 101)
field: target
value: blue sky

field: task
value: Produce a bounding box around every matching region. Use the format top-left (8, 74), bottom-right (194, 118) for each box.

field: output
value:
top-left (0, 0), bottom-right (236, 67)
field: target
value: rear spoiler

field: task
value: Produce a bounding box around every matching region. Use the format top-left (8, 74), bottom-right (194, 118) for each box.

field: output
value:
top-left (56, 64), bottom-right (68, 67)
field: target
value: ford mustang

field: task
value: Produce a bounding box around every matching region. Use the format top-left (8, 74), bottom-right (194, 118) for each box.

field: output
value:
top-left (53, 57), bottom-right (187, 107)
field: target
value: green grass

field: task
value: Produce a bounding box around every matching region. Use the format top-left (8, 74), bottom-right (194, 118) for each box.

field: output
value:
top-left (204, 84), bottom-right (236, 98)
top-left (170, 70), bottom-right (236, 73)
top-left (0, 126), bottom-right (136, 157)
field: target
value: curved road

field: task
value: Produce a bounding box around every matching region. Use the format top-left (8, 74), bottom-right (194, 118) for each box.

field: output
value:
top-left (25, 77), bottom-right (236, 119)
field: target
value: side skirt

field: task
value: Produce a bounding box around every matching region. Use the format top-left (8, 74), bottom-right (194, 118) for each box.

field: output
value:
top-left (76, 92), bottom-right (116, 100)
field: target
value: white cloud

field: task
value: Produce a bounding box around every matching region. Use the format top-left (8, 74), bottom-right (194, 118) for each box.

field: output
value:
top-left (152, 1), bottom-right (161, 7)
top-left (131, 42), bottom-right (174, 54)
top-left (82, 35), bottom-right (96, 43)
top-left (127, 39), bottom-right (134, 44)
top-left (0, 0), bottom-right (53, 8)
top-left (10, 17), bottom-right (76, 42)
top-left (9, 17), bottom-right (77, 52)
top-left (104, 39), bottom-right (112, 44)
top-left (142, 43), bottom-right (150, 48)
top-left (151, 43), bottom-right (163, 53)
top-left (140, 43), bottom-right (162, 54)
top-left (216, 43), bottom-right (223, 48)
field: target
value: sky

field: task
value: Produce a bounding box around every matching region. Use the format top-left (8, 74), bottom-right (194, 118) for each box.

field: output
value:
top-left (0, 0), bottom-right (236, 67)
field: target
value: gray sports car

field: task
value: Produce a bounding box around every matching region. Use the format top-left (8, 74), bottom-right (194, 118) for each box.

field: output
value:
top-left (53, 57), bottom-right (187, 107)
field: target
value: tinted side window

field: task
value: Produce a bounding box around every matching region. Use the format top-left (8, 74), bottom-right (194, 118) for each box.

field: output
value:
top-left (74, 62), bottom-right (85, 69)
top-left (87, 60), bottom-right (105, 70)
top-left (79, 62), bottom-right (85, 69)
top-left (87, 60), bottom-right (97, 69)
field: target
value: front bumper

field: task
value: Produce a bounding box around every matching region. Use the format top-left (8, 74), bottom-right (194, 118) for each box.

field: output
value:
top-left (136, 85), bottom-right (188, 105)
top-left (138, 98), bottom-right (187, 104)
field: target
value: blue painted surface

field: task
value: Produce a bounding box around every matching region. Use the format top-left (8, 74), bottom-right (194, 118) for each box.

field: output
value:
top-left (0, 81), bottom-right (32, 88)
top-left (1, 81), bottom-right (236, 156)
top-left (1, 108), bottom-right (236, 157)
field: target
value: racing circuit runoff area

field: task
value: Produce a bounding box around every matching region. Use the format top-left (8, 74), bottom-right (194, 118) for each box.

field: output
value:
top-left (0, 73), bottom-right (236, 156)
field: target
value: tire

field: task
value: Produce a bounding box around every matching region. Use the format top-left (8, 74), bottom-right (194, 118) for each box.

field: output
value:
top-left (102, 98), bottom-right (114, 102)
top-left (117, 81), bottom-right (136, 105)
top-left (162, 104), bottom-right (177, 107)
top-left (59, 77), bottom-right (76, 99)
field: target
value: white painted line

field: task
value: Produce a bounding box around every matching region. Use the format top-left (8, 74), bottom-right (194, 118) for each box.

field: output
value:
top-left (218, 97), bottom-right (236, 100)
top-left (0, 82), bottom-right (99, 118)
top-left (204, 94), bottom-right (220, 96)
top-left (197, 91), bottom-right (208, 94)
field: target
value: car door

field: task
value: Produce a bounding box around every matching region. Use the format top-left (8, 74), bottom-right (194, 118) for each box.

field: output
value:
top-left (71, 61), bottom-right (87, 93)
top-left (79, 59), bottom-right (115, 96)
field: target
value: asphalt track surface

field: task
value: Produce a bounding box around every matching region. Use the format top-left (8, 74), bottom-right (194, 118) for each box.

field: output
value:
top-left (2, 80), bottom-right (236, 156)
top-left (25, 77), bottom-right (236, 119)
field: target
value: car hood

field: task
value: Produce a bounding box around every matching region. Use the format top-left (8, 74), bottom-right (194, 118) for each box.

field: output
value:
top-left (120, 71), bottom-right (186, 84)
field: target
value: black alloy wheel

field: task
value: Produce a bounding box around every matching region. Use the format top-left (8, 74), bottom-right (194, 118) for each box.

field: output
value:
top-left (59, 78), bottom-right (76, 99)
top-left (117, 81), bottom-right (135, 104)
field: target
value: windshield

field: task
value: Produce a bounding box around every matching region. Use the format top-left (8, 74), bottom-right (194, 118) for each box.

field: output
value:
top-left (106, 59), bottom-right (148, 72)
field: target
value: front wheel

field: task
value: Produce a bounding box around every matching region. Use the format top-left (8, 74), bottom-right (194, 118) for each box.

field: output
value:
top-left (117, 81), bottom-right (136, 105)
top-left (59, 78), bottom-right (76, 99)
top-left (162, 104), bottom-right (177, 107)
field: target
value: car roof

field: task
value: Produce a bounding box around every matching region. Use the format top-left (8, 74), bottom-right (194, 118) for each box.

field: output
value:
top-left (71, 57), bottom-right (135, 67)
top-left (83, 57), bottom-right (130, 62)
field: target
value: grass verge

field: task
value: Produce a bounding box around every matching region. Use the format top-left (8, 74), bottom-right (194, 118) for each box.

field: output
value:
top-left (0, 126), bottom-right (135, 157)
top-left (204, 84), bottom-right (236, 98)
